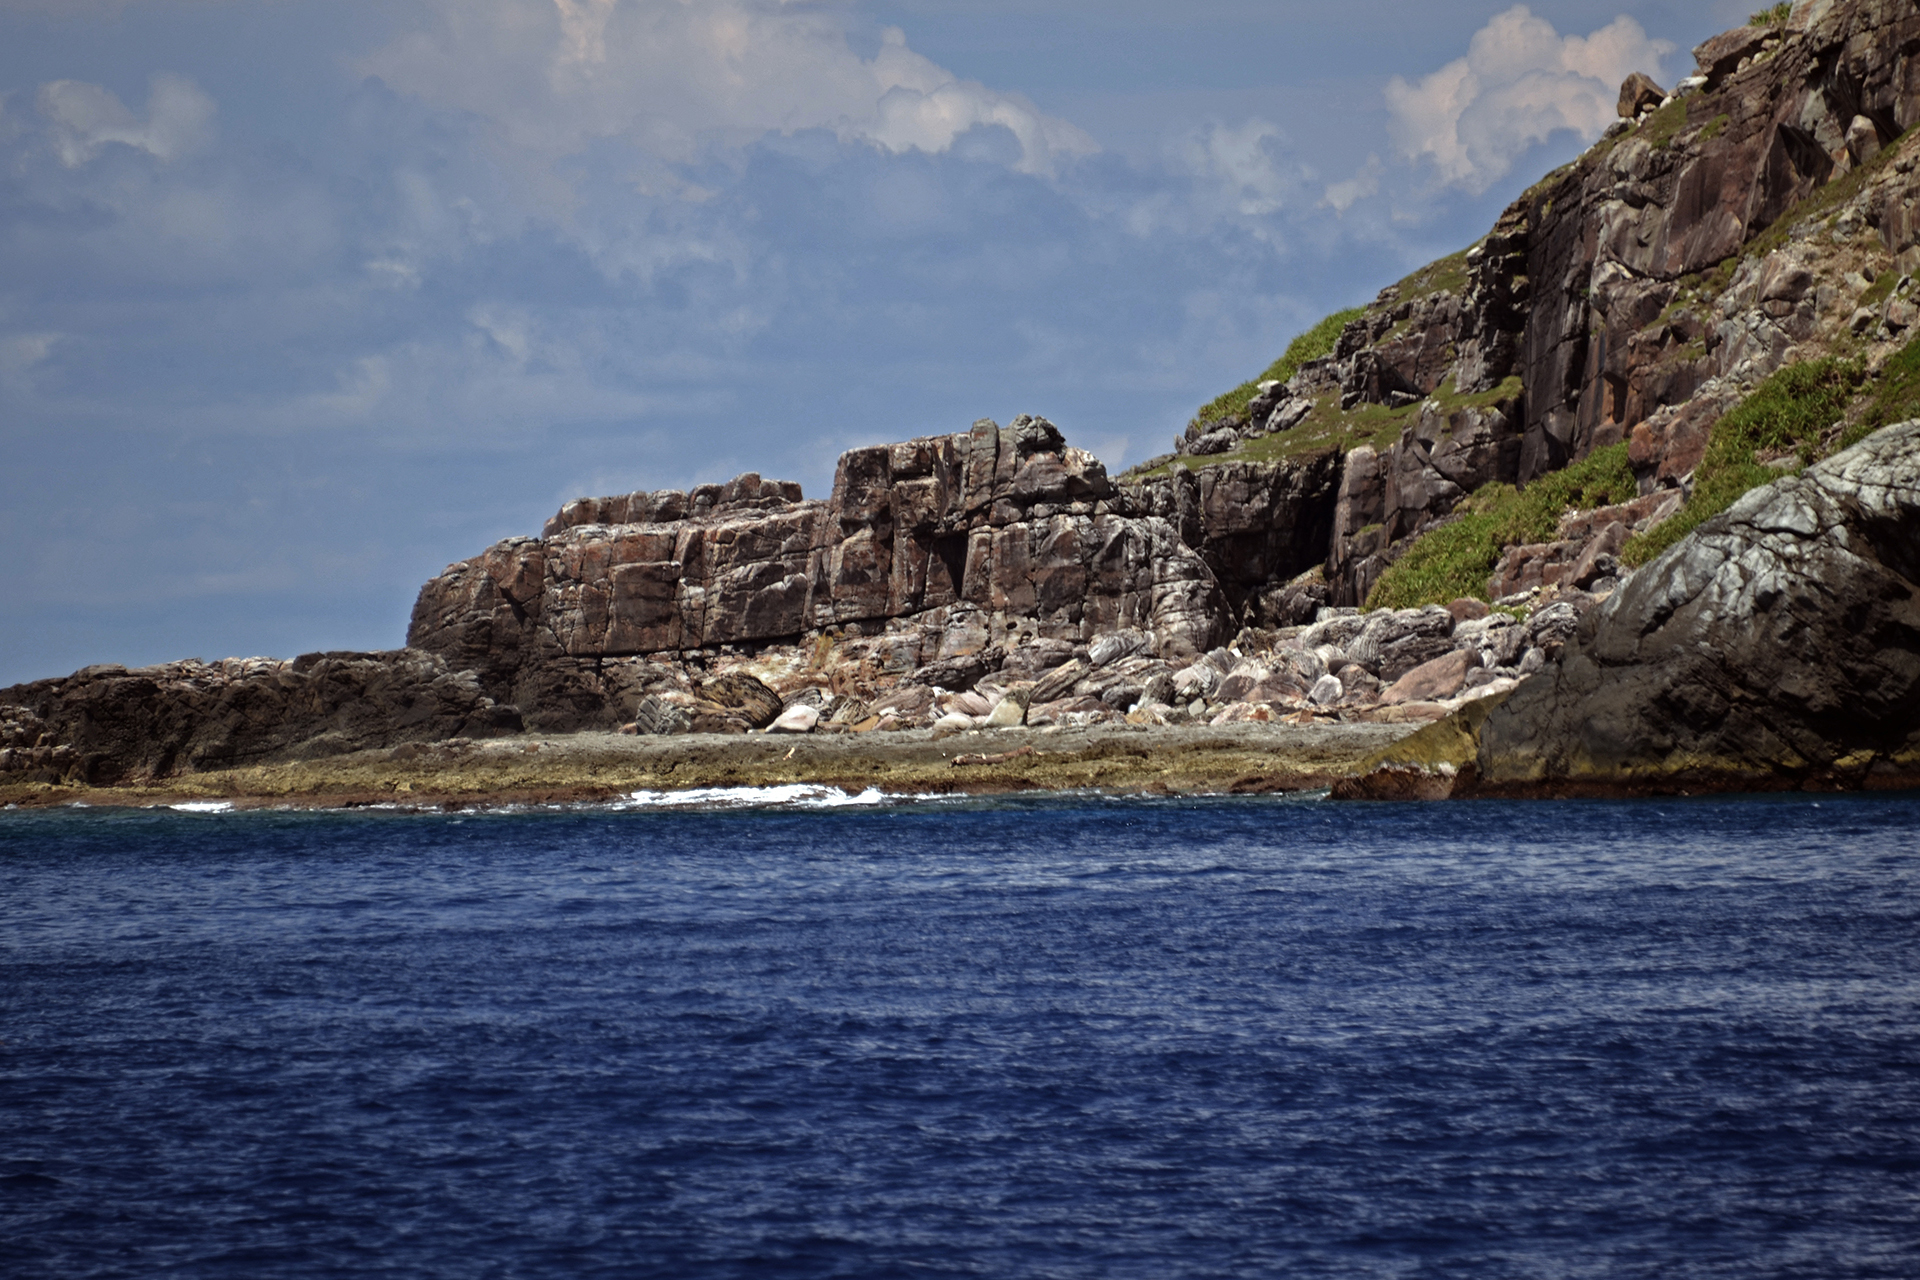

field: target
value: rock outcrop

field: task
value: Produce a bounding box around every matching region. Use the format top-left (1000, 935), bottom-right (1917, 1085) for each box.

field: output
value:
top-left (1153, 0), bottom-right (1920, 607)
top-left (1339, 420), bottom-right (1920, 797)
top-left (0, 651), bottom-right (521, 785)
top-left (408, 415), bottom-right (1232, 724)
top-left (1473, 418), bottom-right (1920, 792)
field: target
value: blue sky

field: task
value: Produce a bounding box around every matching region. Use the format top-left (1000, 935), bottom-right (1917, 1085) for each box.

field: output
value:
top-left (0, 0), bottom-right (1753, 684)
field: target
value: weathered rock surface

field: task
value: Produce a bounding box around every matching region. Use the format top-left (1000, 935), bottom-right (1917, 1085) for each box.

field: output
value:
top-left (1123, 452), bottom-right (1342, 616)
top-left (410, 414), bottom-right (1231, 725)
top-left (1472, 419), bottom-right (1920, 792)
top-left (0, 651), bottom-right (521, 785)
top-left (1342, 420), bottom-right (1920, 797)
top-left (1155, 0), bottom-right (1920, 610)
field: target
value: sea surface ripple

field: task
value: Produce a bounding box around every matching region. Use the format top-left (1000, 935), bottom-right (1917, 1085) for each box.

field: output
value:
top-left (3, 792), bottom-right (1918, 1278)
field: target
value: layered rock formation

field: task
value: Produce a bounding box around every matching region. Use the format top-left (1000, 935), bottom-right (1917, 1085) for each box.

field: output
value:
top-left (408, 415), bottom-right (1231, 726)
top-left (9, 1), bottom-right (1920, 792)
top-left (1339, 419), bottom-right (1920, 797)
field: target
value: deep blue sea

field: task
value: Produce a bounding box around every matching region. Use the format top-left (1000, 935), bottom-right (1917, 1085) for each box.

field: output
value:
top-left (4, 788), bottom-right (1918, 1279)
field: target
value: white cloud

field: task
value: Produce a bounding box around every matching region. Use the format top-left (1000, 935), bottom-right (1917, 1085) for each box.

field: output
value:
top-left (1385, 6), bottom-right (1672, 193)
top-left (1322, 154), bottom-right (1383, 213)
top-left (1184, 119), bottom-right (1301, 219)
top-left (361, 0), bottom-right (1096, 179)
top-left (36, 72), bottom-right (213, 166)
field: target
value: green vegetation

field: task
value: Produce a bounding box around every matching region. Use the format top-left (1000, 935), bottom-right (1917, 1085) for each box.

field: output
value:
top-left (1621, 356), bottom-right (1867, 566)
top-left (1859, 270), bottom-right (1898, 312)
top-left (1188, 307), bottom-right (1365, 433)
top-left (1699, 113), bottom-right (1731, 144)
top-left (1395, 247), bottom-right (1472, 301)
top-left (1844, 331), bottom-right (1920, 447)
top-left (1365, 444), bottom-right (1637, 610)
top-left (1132, 374), bottom-right (1525, 481)
top-left (1750, 2), bottom-right (1791, 26)
top-left (1639, 97), bottom-right (1691, 150)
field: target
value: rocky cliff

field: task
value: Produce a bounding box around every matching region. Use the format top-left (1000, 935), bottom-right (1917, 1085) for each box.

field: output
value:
top-left (407, 414), bottom-right (1231, 725)
top-left (1338, 417), bottom-right (1920, 797)
top-left (1154, 0), bottom-right (1920, 610)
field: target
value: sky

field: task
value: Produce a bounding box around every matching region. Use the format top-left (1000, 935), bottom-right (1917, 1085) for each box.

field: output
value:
top-left (0, 0), bottom-right (1757, 684)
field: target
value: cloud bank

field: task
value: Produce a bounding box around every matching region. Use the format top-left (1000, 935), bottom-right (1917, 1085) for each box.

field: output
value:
top-left (1385, 5), bottom-right (1674, 193)
top-left (361, 0), bottom-right (1097, 179)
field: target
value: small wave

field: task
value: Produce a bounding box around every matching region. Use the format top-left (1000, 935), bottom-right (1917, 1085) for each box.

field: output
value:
top-left (167, 800), bottom-right (234, 814)
top-left (616, 784), bottom-right (900, 811)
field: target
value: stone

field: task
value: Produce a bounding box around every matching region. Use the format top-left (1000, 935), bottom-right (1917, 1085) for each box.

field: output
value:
top-left (1380, 648), bottom-right (1476, 704)
top-left (0, 650), bottom-right (521, 785)
top-left (1690, 25), bottom-right (1770, 86)
top-left (1850, 115), bottom-right (1881, 166)
top-left (411, 417), bottom-right (1232, 726)
top-left (1187, 429), bottom-right (1235, 455)
top-left (1618, 71), bottom-right (1666, 117)
top-left (1308, 674), bottom-right (1344, 706)
top-left (767, 704), bottom-right (820, 733)
top-left (1088, 629), bottom-right (1150, 667)
top-left (985, 697), bottom-right (1026, 728)
top-left (631, 694), bottom-right (691, 735)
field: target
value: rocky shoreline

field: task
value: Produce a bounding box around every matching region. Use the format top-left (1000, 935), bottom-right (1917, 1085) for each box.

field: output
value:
top-left (0, 721), bottom-right (1415, 811)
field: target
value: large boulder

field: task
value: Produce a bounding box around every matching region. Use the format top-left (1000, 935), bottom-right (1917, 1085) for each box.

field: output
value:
top-left (1455, 421), bottom-right (1920, 794)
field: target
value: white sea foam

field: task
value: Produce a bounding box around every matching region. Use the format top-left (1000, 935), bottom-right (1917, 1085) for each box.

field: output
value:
top-left (168, 800), bottom-right (234, 813)
top-left (617, 784), bottom-right (901, 811)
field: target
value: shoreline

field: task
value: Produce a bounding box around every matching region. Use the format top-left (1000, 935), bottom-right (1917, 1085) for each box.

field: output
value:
top-left (0, 721), bottom-right (1415, 812)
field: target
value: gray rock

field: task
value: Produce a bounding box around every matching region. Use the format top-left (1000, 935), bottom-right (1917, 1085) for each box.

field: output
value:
top-left (632, 694), bottom-right (692, 735)
top-left (1474, 421), bottom-right (1920, 792)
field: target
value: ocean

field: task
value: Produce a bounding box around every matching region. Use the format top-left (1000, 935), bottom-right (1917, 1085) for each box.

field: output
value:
top-left (3, 790), bottom-right (1917, 1278)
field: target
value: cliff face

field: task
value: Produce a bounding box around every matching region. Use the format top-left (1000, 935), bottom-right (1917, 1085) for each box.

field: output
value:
top-left (408, 415), bottom-right (1231, 711)
top-left (1160, 0), bottom-right (1920, 608)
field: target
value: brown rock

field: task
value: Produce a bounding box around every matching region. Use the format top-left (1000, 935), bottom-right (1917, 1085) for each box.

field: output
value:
top-left (1380, 649), bottom-right (1475, 705)
top-left (1618, 71), bottom-right (1666, 117)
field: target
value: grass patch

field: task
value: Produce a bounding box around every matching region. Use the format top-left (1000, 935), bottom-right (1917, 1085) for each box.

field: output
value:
top-left (1364, 444), bottom-right (1637, 610)
top-left (1395, 247), bottom-right (1472, 301)
top-left (1699, 113), bottom-right (1730, 144)
top-left (1843, 332), bottom-right (1920, 447)
top-left (1750, 2), bottom-right (1791, 26)
top-left (1858, 270), bottom-right (1898, 311)
top-left (1189, 307), bottom-right (1366, 433)
top-left (1638, 97), bottom-right (1692, 150)
top-left (1133, 375), bottom-right (1525, 480)
top-left (1621, 356), bottom-right (1868, 566)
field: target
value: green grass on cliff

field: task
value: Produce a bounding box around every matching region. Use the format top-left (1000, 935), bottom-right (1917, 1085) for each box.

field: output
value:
top-left (1848, 333), bottom-right (1920, 444)
top-left (1189, 308), bottom-right (1365, 433)
top-left (1134, 374), bottom-right (1523, 481)
top-left (1621, 356), bottom-right (1868, 566)
top-left (1749, 2), bottom-right (1791, 26)
top-left (1365, 444), bottom-right (1637, 610)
